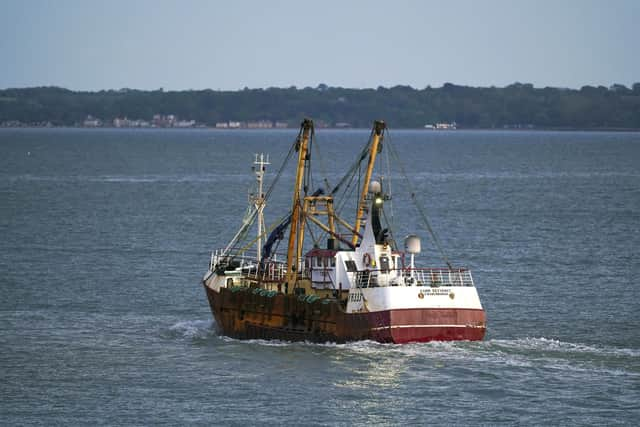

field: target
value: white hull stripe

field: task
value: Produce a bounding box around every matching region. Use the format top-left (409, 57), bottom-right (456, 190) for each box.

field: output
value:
top-left (371, 324), bottom-right (485, 331)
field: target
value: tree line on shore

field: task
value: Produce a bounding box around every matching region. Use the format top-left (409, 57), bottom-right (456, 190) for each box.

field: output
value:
top-left (1, 82), bottom-right (639, 129)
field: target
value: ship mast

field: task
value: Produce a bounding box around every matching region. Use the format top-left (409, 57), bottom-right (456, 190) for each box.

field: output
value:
top-left (352, 120), bottom-right (386, 246)
top-left (252, 153), bottom-right (269, 263)
top-left (286, 119), bottom-right (313, 289)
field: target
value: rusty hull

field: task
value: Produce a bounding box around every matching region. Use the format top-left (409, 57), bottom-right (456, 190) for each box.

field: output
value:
top-left (204, 285), bottom-right (486, 344)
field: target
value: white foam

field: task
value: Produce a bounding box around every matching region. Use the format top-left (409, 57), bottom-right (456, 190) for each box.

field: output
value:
top-left (5, 173), bottom-right (251, 184)
top-left (182, 329), bottom-right (639, 376)
top-left (488, 337), bottom-right (640, 358)
top-left (409, 171), bottom-right (640, 181)
top-left (168, 319), bottom-right (215, 339)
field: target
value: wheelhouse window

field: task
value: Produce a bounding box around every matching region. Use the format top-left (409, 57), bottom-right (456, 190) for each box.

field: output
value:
top-left (379, 255), bottom-right (390, 273)
top-left (344, 260), bottom-right (358, 272)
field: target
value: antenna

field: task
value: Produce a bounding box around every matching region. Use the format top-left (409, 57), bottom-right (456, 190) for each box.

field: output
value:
top-left (252, 153), bottom-right (270, 262)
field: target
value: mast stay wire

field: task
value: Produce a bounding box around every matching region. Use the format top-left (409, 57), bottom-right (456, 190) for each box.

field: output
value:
top-left (313, 128), bottom-right (374, 245)
top-left (385, 135), bottom-right (454, 269)
top-left (223, 127), bottom-right (300, 260)
top-left (316, 161), bottom-right (360, 246)
top-left (310, 125), bottom-right (332, 194)
top-left (382, 128), bottom-right (396, 237)
top-left (329, 127), bottom-right (374, 196)
top-left (332, 128), bottom-right (374, 217)
top-left (325, 128), bottom-right (377, 243)
top-left (230, 123), bottom-right (364, 259)
top-left (304, 125), bottom-right (314, 195)
top-left (234, 212), bottom-right (292, 257)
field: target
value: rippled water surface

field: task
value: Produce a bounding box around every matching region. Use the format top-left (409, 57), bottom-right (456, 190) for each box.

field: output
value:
top-left (1, 128), bottom-right (639, 425)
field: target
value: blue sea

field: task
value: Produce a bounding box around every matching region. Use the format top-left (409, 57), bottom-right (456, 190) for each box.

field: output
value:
top-left (1, 128), bottom-right (639, 425)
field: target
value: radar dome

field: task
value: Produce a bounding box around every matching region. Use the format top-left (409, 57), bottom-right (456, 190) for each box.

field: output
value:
top-left (404, 235), bottom-right (421, 254)
top-left (368, 180), bottom-right (381, 194)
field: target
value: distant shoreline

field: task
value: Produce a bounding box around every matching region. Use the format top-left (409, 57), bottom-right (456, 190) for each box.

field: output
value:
top-left (2, 85), bottom-right (639, 131)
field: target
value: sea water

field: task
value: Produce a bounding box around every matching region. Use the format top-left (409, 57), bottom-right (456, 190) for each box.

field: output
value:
top-left (1, 128), bottom-right (639, 425)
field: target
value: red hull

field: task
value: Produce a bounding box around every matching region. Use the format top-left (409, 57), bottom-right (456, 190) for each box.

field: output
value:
top-left (204, 284), bottom-right (485, 344)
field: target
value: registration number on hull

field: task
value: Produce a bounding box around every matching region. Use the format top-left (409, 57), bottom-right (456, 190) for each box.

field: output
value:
top-left (349, 292), bottom-right (363, 303)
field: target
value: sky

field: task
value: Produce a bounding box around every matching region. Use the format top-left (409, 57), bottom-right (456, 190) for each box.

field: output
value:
top-left (1, 0), bottom-right (638, 91)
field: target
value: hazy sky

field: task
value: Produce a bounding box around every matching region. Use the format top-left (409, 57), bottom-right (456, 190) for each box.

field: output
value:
top-left (1, 0), bottom-right (638, 90)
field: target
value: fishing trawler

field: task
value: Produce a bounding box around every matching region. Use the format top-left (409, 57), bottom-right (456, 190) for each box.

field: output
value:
top-left (203, 119), bottom-right (486, 343)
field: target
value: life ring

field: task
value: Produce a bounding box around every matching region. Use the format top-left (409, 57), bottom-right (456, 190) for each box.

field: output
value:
top-left (363, 253), bottom-right (372, 267)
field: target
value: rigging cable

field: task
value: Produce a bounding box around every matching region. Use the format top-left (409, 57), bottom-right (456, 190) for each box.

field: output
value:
top-left (329, 127), bottom-right (374, 196)
top-left (385, 135), bottom-right (454, 269)
top-left (310, 125), bottom-right (332, 193)
top-left (223, 129), bottom-right (300, 260)
top-left (304, 126), bottom-right (314, 195)
top-left (233, 212), bottom-right (292, 258)
top-left (383, 128), bottom-right (396, 236)
top-left (314, 129), bottom-right (374, 244)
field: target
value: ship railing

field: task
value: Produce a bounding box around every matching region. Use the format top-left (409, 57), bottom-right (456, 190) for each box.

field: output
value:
top-left (355, 268), bottom-right (474, 288)
top-left (242, 261), bottom-right (289, 282)
top-left (210, 249), bottom-right (260, 271)
top-left (209, 249), bottom-right (304, 282)
top-left (210, 248), bottom-right (284, 270)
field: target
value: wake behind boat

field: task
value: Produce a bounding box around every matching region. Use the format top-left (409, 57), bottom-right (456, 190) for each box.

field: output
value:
top-left (203, 119), bottom-right (486, 343)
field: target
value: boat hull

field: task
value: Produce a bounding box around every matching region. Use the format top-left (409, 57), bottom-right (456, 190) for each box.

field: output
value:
top-left (204, 284), bottom-right (485, 344)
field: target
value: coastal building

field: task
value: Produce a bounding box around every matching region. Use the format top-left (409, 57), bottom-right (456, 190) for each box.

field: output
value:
top-left (247, 120), bottom-right (273, 129)
top-left (113, 117), bottom-right (151, 128)
top-left (424, 122), bottom-right (457, 130)
top-left (83, 115), bottom-right (102, 127)
top-left (175, 120), bottom-right (196, 128)
top-left (435, 122), bottom-right (457, 130)
top-left (152, 114), bottom-right (178, 127)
